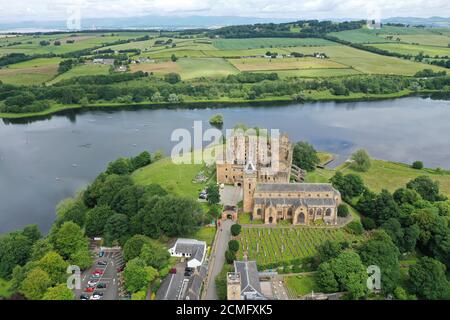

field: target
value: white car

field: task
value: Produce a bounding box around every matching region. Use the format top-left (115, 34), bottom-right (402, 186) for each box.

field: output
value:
top-left (90, 294), bottom-right (102, 300)
top-left (87, 280), bottom-right (99, 287)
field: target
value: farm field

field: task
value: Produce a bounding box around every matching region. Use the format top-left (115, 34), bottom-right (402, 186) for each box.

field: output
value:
top-left (177, 58), bottom-right (239, 79)
top-left (48, 63), bottom-right (110, 84)
top-left (129, 60), bottom-right (181, 74)
top-left (145, 49), bottom-right (208, 59)
top-left (328, 28), bottom-right (392, 43)
top-left (203, 48), bottom-right (291, 58)
top-left (212, 38), bottom-right (336, 50)
top-left (292, 45), bottom-right (448, 75)
top-left (238, 226), bottom-right (361, 266)
top-left (0, 57), bottom-right (61, 85)
top-left (369, 43), bottom-right (450, 57)
top-left (395, 34), bottom-right (450, 47)
top-left (260, 68), bottom-right (361, 78)
top-left (228, 57), bottom-right (347, 72)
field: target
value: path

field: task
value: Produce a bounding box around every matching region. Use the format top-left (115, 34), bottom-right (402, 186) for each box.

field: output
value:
top-left (203, 219), bottom-right (234, 300)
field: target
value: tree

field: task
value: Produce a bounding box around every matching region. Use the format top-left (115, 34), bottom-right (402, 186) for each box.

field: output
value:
top-left (316, 240), bottom-right (342, 264)
top-left (85, 205), bottom-right (116, 238)
top-left (350, 149), bottom-right (371, 172)
top-left (409, 257), bottom-right (449, 300)
top-left (209, 114), bottom-right (224, 127)
top-left (228, 240), bottom-right (239, 253)
top-left (412, 161), bottom-right (424, 170)
top-left (110, 185), bottom-right (145, 217)
top-left (131, 290), bottom-right (147, 300)
top-left (140, 242), bottom-right (170, 270)
top-left (361, 217), bottom-right (376, 230)
top-left (164, 72), bottom-right (181, 84)
top-left (0, 232), bottom-right (33, 278)
top-left (42, 284), bottom-right (75, 300)
top-left (123, 258), bottom-right (156, 293)
top-left (393, 188), bottom-right (420, 206)
top-left (104, 213), bottom-right (129, 246)
top-left (337, 204), bottom-right (349, 217)
top-left (358, 230), bottom-right (400, 294)
top-left (52, 221), bottom-right (88, 260)
top-left (106, 158), bottom-right (132, 175)
top-left (131, 151), bottom-right (152, 171)
top-left (84, 174), bottom-right (133, 208)
top-left (56, 198), bottom-right (87, 227)
top-left (20, 268), bottom-right (52, 300)
top-left (406, 176), bottom-right (441, 202)
top-left (70, 249), bottom-right (92, 270)
top-left (316, 262), bottom-right (339, 292)
top-left (345, 221), bottom-right (363, 235)
top-left (292, 141), bottom-right (320, 171)
top-left (381, 218), bottom-right (403, 248)
top-left (230, 224), bottom-right (242, 237)
top-left (331, 172), bottom-right (365, 201)
top-left (30, 238), bottom-right (54, 261)
top-left (141, 195), bottom-right (202, 238)
top-left (37, 251), bottom-right (68, 285)
top-left (170, 54), bottom-right (178, 62)
top-left (123, 235), bottom-right (153, 262)
top-left (225, 250), bottom-right (236, 264)
top-left (22, 225), bottom-right (41, 243)
top-left (206, 184), bottom-right (220, 205)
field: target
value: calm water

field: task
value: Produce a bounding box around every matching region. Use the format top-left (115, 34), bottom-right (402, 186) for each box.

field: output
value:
top-left (1, 96), bottom-right (449, 234)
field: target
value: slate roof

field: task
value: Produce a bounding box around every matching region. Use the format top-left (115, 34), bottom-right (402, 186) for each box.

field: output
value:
top-left (173, 239), bottom-right (206, 262)
top-left (256, 183), bottom-right (337, 193)
top-left (254, 197), bottom-right (336, 207)
top-left (234, 261), bottom-right (266, 300)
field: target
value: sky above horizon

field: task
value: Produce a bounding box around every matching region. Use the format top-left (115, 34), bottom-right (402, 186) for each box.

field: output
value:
top-left (0, 0), bottom-right (449, 23)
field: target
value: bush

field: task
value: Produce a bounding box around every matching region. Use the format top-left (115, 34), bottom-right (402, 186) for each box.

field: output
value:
top-left (350, 149), bottom-right (371, 172)
top-left (228, 240), bottom-right (239, 253)
top-left (225, 250), bottom-right (236, 264)
top-left (337, 204), bottom-right (349, 217)
top-left (230, 224), bottom-right (241, 237)
top-left (164, 72), bottom-right (181, 84)
top-left (412, 161), bottom-right (424, 170)
top-left (345, 221), bottom-right (364, 235)
top-left (361, 217), bottom-right (376, 230)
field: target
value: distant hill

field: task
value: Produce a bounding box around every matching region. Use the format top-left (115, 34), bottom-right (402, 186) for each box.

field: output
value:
top-left (0, 15), bottom-right (292, 32)
top-left (382, 16), bottom-right (450, 27)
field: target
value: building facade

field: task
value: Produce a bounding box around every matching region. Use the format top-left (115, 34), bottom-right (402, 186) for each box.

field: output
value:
top-left (216, 133), bottom-right (341, 226)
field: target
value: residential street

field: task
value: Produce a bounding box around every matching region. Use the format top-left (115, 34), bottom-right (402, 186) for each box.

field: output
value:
top-left (203, 219), bottom-right (234, 300)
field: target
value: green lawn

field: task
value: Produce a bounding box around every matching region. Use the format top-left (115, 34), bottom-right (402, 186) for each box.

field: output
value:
top-left (194, 226), bottom-right (217, 246)
top-left (213, 38), bottom-right (336, 50)
top-left (285, 275), bottom-right (319, 297)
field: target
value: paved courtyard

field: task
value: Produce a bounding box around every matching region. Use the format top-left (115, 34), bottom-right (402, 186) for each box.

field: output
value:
top-left (220, 185), bottom-right (243, 206)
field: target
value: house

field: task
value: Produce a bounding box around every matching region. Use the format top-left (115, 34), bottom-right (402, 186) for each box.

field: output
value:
top-left (168, 238), bottom-right (207, 268)
top-left (93, 58), bottom-right (115, 65)
top-left (227, 261), bottom-right (267, 300)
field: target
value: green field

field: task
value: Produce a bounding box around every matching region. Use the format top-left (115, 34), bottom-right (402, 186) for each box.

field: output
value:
top-left (285, 275), bottom-right (319, 298)
top-left (228, 57), bottom-right (347, 72)
top-left (329, 28), bottom-right (392, 44)
top-left (177, 58), bottom-right (239, 79)
top-left (305, 159), bottom-right (450, 196)
top-left (396, 34), bottom-right (450, 47)
top-left (213, 38), bottom-right (336, 50)
top-left (0, 57), bottom-right (61, 85)
top-left (194, 226), bottom-right (216, 246)
top-left (368, 43), bottom-right (450, 57)
top-left (48, 63), bottom-right (111, 84)
top-left (238, 227), bottom-right (361, 266)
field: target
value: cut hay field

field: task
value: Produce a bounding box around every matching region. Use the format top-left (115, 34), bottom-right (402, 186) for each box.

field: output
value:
top-left (177, 58), bottom-right (238, 79)
top-left (0, 57), bottom-right (61, 85)
top-left (238, 226), bottom-right (361, 266)
top-left (228, 57), bottom-right (348, 72)
top-left (129, 60), bottom-right (181, 74)
top-left (146, 49), bottom-right (208, 59)
top-left (212, 38), bottom-right (336, 50)
top-left (291, 45), bottom-right (448, 75)
top-left (368, 43), bottom-right (450, 57)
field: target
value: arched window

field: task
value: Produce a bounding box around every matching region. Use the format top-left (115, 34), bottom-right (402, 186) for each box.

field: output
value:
top-left (257, 208), bottom-right (262, 216)
top-left (309, 209), bottom-right (314, 216)
top-left (298, 213), bottom-right (305, 224)
top-left (287, 207), bottom-right (293, 216)
top-left (326, 208), bottom-right (332, 216)
top-left (317, 208), bottom-right (322, 216)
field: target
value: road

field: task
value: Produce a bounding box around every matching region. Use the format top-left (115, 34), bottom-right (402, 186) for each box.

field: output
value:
top-left (203, 219), bottom-right (233, 300)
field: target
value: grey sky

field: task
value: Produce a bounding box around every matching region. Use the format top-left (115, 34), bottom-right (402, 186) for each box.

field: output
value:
top-left (0, 0), bottom-right (449, 22)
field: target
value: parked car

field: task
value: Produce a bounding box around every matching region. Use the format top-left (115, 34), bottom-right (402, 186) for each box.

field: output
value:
top-left (97, 260), bottom-right (107, 266)
top-left (116, 266), bottom-right (124, 272)
top-left (91, 273), bottom-right (101, 279)
top-left (99, 251), bottom-right (105, 257)
top-left (96, 283), bottom-right (107, 289)
top-left (185, 267), bottom-right (194, 272)
top-left (184, 271), bottom-right (192, 277)
top-left (169, 268), bottom-right (177, 274)
top-left (198, 193), bottom-right (207, 200)
top-left (80, 294), bottom-right (90, 300)
top-left (93, 269), bottom-right (104, 275)
top-left (85, 287), bottom-right (94, 293)
top-left (87, 280), bottom-right (98, 286)
top-left (93, 291), bottom-right (104, 297)
top-left (90, 294), bottom-right (102, 300)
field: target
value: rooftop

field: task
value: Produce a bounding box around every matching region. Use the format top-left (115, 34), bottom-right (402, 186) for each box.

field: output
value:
top-left (256, 183), bottom-right (337, 193)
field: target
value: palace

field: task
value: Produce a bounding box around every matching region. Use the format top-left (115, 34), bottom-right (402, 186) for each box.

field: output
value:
top-left (216, 132), bottom-right (341, 225)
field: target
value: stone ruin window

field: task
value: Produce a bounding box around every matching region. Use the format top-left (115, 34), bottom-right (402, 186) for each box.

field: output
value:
top-left (326, 208), bottom-right (332, 216)
top-left (309, 209), bottom-right (314, 216)
top-left (317, 209), bottom-right (322, 215)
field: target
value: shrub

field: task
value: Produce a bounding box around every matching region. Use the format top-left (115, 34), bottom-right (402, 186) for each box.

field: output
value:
top-left (412, 161), bottom-right (424, 170)
top-left (361, 217), bottom-right (376, 230)
top-left (228, 240), bottom-right (239, 253)
top-left (230, 224), bottom-right (242, 237)
top-left (345, 221), bottom-right (364, 235)
top-left (225, 250), bottom-right (236, 264)
top-left (337, 204), bottom-right (349, 217)
top-left (350, 149), bottom-right (371, 172)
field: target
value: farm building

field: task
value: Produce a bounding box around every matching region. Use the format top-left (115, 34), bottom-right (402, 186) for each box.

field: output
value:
top-left (168, 238), bottom-right (206, 268)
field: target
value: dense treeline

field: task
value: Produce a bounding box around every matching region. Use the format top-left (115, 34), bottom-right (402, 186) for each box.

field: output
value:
top-left (0, 53), bottom-right (56, 67)
top-left (210, 20), bottom-right (365, 38)
top-left (2, 72), bottom-right (450, 114)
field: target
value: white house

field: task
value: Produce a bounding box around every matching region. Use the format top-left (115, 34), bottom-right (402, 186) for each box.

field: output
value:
top-left (168, 238), bottom-right (207, 268)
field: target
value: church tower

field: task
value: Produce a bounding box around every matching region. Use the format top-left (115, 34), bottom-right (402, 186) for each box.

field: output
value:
top-left (243, 162), bottom-right (257, 213)
top-left (227, 272), bottom-right (241, 300)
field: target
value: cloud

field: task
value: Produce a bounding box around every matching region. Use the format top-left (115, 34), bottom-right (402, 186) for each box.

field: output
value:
top-left (0, 0), bottom-right (449, 22)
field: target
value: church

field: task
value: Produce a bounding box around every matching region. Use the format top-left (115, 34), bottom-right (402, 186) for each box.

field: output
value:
top-left (216, 132), bottom-right (341, 226)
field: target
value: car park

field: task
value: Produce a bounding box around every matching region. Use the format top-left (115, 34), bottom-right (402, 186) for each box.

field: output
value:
top-left (80, 294), bottom-right (90, 300)
top-left (93, 291), bottom-right (104, 297)
top-left (169, 268), bottom-right (177, 274)
top-left (96, 283), bottom-right (107, 289)
top-left (85, 287), bottom-right (94, 293)
top-left (90, 294), bottom-right (102, 300)
top-left (97, 260), bottom-right (107, 266)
